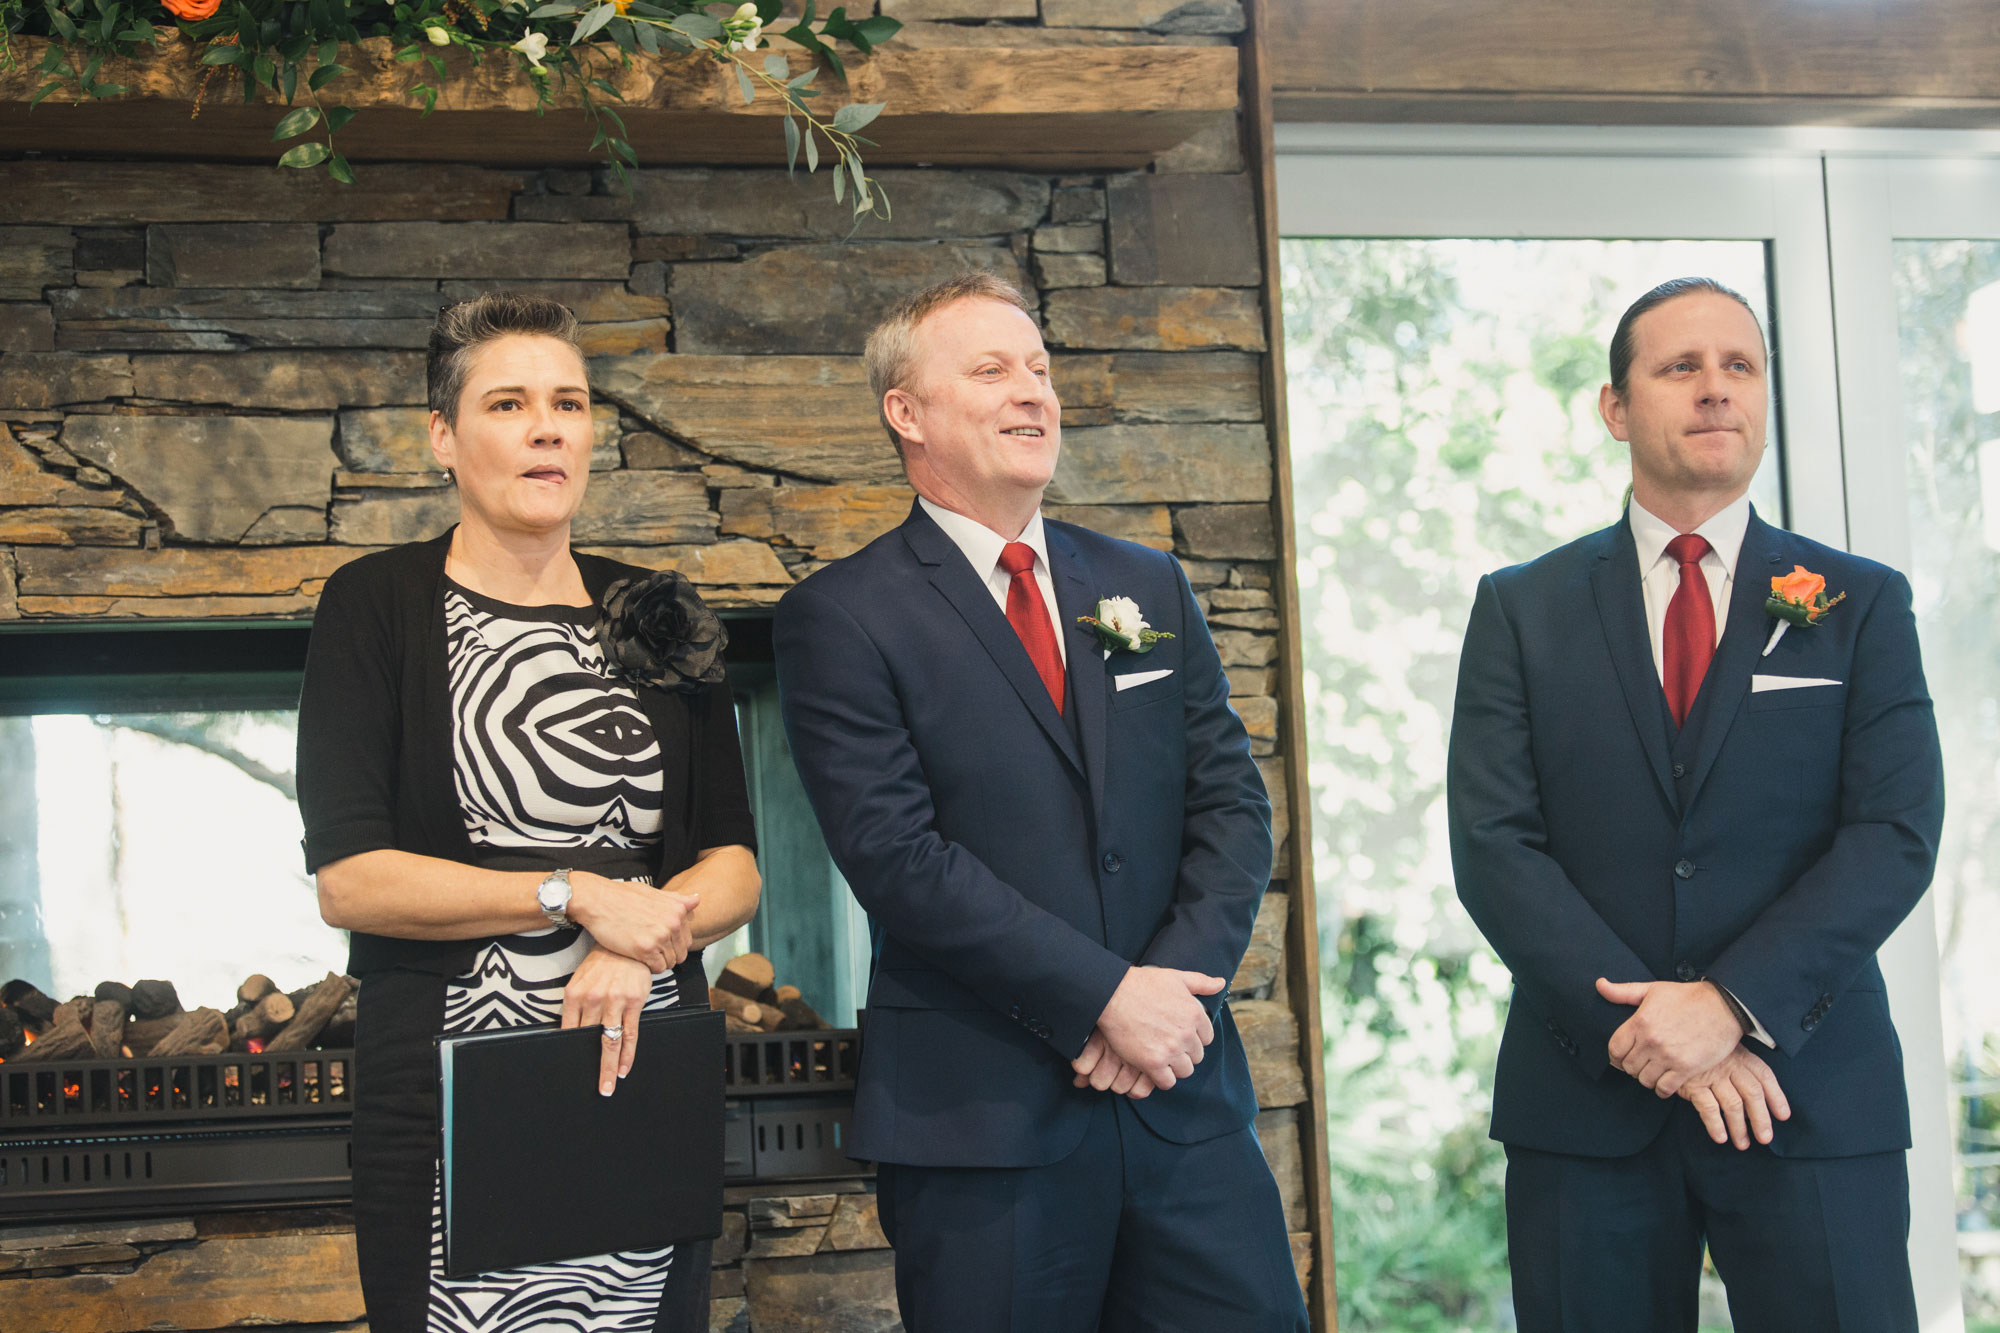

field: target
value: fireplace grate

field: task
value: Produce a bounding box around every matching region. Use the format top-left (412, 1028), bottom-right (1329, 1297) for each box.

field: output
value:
top-left (722, 1029), bottom-right (859, 1096)
top-left (0, 1048), bottom-right (353, 1128)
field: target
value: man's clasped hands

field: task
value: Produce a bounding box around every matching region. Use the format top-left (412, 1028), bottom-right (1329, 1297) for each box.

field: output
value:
top-left (1596, 976), bottom-right (1792, 1151)
top-left (1069, 965), bottom-right (1227, 1100)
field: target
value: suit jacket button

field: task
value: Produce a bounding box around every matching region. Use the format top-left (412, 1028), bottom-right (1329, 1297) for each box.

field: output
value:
top-left (1009, 1005), bottom-right (1023, 1021)
top-left (1802, 1014), bottom-right (1820, 1032)
top-left (1675, 961), bottom-right (1698, 982)
top-left (1101, 852), bottom-right (1123, 873)
top-left (1031, 1022), bottom-right (1051, 1039)
top-left (1674, 860), bottom-right (1695, 880)
top-left (1672, 763), bottom-right (1688, 779)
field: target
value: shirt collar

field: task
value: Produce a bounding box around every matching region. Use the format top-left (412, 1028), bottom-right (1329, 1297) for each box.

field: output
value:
top-left (1628, 492), bottom-right (1751, 578)
top-left (918, 496), bottom-right (1050, 580)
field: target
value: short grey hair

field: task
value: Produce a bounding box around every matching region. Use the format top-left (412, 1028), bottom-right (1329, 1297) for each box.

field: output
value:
top-left (427, 292), bottom-right (583, 427)
top-left (864, 273), bottom-right (1034, 456)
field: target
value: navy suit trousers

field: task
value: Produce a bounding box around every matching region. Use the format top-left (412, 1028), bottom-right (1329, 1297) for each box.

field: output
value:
top-left (1505, 1113), bottom-right (1915, 1333)
top-left (876, 1097), bottom-right (1309, 1333)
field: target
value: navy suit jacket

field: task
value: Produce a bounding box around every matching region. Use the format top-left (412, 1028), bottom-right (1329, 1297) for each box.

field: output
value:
top-left (1447, 508), bottom-right (1944, 1159)
top-left (773, 503), bottom-right (1271, 1168)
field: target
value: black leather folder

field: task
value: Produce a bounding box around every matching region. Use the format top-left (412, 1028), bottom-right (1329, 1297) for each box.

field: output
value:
top-left (436, 1006), bottom-right (726, 1277)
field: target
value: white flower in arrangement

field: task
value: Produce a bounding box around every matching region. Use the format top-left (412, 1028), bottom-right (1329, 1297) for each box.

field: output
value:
top-left (1077, 595), bottom-right (1173, 655)
top-left (425, 23), bottom-right (451, 44)
top-left (724, 2), bottom-right (763, 50)
top-left (511, 31), bottom-right (550, 66)
top-left (1098, 596), bottom-right (1147, 644)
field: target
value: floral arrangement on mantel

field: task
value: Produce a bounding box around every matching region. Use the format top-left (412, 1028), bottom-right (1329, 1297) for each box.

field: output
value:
top-left (0, 0), bottom-right (898, 215)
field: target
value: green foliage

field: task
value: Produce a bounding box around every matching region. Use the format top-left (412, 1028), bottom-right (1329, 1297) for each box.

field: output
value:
top-left (1, 0), bottom-right (898, 217)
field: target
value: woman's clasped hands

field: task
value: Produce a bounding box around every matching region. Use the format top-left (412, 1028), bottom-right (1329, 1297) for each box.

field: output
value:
top-left (559, 874), bottom-right (700, 1096)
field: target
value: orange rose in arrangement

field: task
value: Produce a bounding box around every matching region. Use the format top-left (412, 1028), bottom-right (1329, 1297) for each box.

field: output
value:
top-left (162, 0), bottom-right (222, 19)
top-left (1763, 563), bottom-right (1845, 654)
top-left (1771, 565), bottom-right (1827, 611)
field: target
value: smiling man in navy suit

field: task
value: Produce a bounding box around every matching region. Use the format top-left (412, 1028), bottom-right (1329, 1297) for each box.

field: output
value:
top-left (1448, 277), bottom-right (1945, 1331)
top-left (773, 273), bottom-right (1308, 1332)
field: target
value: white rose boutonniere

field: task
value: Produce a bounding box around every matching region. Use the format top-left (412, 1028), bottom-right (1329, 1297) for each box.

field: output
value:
top-left (1076, 595), bottom-right (1174, 655)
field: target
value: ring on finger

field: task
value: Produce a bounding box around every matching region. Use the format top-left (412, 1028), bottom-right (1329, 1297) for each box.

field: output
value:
top-left (602, 1023), bottom-right (625, 1043)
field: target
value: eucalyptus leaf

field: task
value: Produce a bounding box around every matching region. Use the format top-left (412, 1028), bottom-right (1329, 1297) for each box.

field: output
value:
top-left (526, 2), bottom-right (579, 14)
top-left (570, 2), bottom-right (615, 45)
top-left (734, 61), bottom-right (755, 105)
top-left (783, 114), bottom-right (800, 176)
top-left (278, 142), bottom-right (331, 169)
top-left (804, 127), bottom-right (818, 172)
top-left (785, 65), bottom-right (816, 90)
top-left (831, 101), bottom-right (881, 133)
top-left (271, 104), bottom-right (322, 140)
top-left (633, 19), bottom-right (659, 53)
top-left (762, 51), bottom-right (787, 80)
top-left (832, 157), bottom-right (845, 203)
top-left (668, 11), bottom-right (721, 39)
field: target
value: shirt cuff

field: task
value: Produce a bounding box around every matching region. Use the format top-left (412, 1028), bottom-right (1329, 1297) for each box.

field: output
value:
top-left (1716, 982), bottom-right (1776, 1049)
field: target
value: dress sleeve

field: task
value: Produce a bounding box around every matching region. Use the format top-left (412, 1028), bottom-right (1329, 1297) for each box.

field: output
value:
top-left (296, 562), bottom-right (403, 874)
top-left (693, 669), bottom-right (757, 854)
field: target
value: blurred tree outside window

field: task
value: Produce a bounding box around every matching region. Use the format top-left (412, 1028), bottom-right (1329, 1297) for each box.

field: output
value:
top-left (1895, 240), bottom-right (2000, 1328)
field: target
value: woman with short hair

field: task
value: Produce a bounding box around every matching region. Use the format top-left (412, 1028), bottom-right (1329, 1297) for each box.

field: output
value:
top-left (297, 292), bottom-right (759, 1332)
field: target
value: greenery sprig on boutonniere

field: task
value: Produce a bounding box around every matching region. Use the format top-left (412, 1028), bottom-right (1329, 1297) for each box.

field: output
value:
top-left (1076, 595), bottom-right (1173, 656)
top-left (1762, 564), bottom-right (1845, 657)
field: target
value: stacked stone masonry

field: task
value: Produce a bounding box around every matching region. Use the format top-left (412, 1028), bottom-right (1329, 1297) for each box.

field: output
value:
top-left (0, 32), bottom-right (1308, 1317)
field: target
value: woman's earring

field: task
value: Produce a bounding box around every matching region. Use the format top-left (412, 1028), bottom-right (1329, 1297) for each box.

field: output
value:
top-left (441, 466), bottom-right (454, 485)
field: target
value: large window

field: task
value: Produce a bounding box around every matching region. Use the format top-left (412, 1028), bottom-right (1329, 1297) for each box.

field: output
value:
top-left (1281, 130), bottom-right (1999, 1333)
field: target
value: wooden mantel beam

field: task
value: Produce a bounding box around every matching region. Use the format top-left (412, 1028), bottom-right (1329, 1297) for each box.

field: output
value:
top-left (1267, 0), bottom-right (2000, 128)
top-left (0, 38), bottom-right (1239, 169)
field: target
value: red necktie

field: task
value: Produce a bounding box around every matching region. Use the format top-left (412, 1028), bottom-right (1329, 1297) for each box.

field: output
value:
top-left (1662, 533), bottom-right (1716, 729)
top-left (999, 542), bottom-right (1064, 714)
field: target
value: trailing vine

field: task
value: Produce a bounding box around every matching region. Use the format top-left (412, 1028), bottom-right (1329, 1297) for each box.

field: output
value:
top-left (1, 0), bottom-right (897, 219)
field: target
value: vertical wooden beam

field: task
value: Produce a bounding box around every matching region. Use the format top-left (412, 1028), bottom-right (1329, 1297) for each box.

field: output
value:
top-left (1239, 1), bottom-right (1338, 1328)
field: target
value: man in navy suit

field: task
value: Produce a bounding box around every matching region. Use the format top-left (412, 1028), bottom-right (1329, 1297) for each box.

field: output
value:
top-left (1448, 277), bottom-right (1945, 1331)
top-left (774, 273), bottom-right (1308, 1332)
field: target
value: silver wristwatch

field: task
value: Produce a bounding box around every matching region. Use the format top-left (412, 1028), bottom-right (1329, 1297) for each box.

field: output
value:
top-left (535, 867), bottom-right (575, 928)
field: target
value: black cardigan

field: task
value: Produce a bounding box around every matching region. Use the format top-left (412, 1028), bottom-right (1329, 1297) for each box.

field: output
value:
top-left (295, 529), bottom-right (757, 978)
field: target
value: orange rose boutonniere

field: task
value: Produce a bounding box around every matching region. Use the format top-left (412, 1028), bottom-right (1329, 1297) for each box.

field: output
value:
top-left (162, 0), bottom-right (221, 20)
top-left (1763, 564), bottom-right (1846, 656)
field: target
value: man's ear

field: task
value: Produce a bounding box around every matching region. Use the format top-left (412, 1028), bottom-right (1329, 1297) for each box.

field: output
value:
top-left (883, 388), bottom-right (923, 450)
top-left (1598, 382), bottom-right (1629, 443)
top-left (428, 409), bottom-right (456, 473)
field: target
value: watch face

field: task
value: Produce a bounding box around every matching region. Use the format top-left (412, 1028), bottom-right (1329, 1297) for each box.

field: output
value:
top-left (538, 875), bottom-right (570, 912)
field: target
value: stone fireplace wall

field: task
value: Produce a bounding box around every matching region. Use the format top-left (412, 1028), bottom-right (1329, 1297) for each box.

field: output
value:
top-left (0, 5), bottom-right (1321, 1326)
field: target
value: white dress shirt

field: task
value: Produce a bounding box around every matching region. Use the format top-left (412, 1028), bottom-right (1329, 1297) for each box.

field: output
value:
top-left (1626, 491), bottom-right (1772, 1048)
top-left (918, 497), bottom-right (1068, 668)
top-left (1629, 493), bottom-right (1750, 681)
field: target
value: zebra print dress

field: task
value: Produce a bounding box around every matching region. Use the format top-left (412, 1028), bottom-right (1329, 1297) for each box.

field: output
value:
top-left (426, 581), bottom-right (690, 1333)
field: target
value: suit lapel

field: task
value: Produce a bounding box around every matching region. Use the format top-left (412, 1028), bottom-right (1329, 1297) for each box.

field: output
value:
top-left (901, 505), bottom-right (1084, 777)
top-left (1589, 520), bottom-right (1678, 810)
top-left (1679, 509), bottom-right (1787, 807)
top-left (1048, 524), bottom-right (1109, 827)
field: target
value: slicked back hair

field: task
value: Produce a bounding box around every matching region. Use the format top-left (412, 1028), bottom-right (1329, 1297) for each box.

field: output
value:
top-left (427, 292), bottom-right (583, 427)
top-left (1607, 277), bottom-right (1766, 395)
top-left (865, 272), bottom-right (1035, 458)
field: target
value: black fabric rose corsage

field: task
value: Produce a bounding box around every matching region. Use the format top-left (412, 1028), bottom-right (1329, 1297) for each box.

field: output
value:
top-left (595, 570), bottom-right (728, 692)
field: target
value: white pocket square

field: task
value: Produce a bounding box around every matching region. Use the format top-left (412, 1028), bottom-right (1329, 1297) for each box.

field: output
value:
top-left (1114, 668), bottom-right (1173, 692)
top-left (1750, 674), bottom-right (1843, 693)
